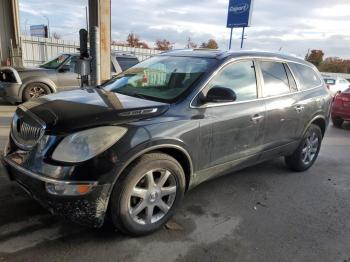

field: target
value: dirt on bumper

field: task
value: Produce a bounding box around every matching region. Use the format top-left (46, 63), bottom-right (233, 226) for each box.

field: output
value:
top-left (3, 160), bottom-right (112, 228)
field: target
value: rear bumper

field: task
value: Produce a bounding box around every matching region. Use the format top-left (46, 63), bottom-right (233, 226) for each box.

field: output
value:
top-left (332, 108), bottom-right (350, 121)
top-left (2, 156), bottom-right (111, 228)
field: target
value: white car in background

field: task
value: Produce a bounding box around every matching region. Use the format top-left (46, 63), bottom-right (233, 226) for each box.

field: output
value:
top-left (323, 76), bottom-right (350, 95)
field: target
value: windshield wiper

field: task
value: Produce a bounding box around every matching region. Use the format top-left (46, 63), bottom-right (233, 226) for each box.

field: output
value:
top-left (119, 91), bottom-right (156, 101)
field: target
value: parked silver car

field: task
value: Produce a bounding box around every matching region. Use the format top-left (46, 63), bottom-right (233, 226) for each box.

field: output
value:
top-left (323, 76), bottom-right (350, 96)
top-left (0, 52), bottom-right (139, 103)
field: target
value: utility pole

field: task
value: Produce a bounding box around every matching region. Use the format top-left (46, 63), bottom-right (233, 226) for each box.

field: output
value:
top-left (88, 0), bottom-right (111, 85)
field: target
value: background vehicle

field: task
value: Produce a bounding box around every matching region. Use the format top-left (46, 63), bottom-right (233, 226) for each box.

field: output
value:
top-left (331, 88), bottom-right (350, 127)
top-left (2, 50), bottom-right (332, 236)
top-left (323, 76), bottom-right (350, 95)
top-left (0, 53), bottom-right (139, 103)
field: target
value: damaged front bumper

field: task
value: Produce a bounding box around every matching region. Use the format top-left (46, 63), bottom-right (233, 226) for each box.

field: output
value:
top-left (2, 156), bottom-right (112, 228)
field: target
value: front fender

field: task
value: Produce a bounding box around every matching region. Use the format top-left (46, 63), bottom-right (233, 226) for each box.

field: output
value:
top-left (109, 138), bottom-right (194, 193)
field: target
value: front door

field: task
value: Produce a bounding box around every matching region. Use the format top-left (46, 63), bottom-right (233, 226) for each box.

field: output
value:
top-left (195, 60), bottom-right (266, 182)
top-left (57, 56), bottom-right (80, 90)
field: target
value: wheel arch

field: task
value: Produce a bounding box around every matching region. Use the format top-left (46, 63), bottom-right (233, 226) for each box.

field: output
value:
top-left (305, 115), bottom-right (327, 137)
top-left (113, 144), bottom-right (194, 193)
top-left (19, 79), bottom-right (57, 101)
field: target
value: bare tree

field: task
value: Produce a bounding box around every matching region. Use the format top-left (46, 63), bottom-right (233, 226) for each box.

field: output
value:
top-left (126, 33), bottom-right (149, 49)
top-left (186, 37), bottom-right (197, 49)
top-left (155, 39), bottom-right (173, 51)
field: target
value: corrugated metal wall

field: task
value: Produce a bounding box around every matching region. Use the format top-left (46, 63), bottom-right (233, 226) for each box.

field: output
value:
top-left (21, 36), bottom-right (161, 67)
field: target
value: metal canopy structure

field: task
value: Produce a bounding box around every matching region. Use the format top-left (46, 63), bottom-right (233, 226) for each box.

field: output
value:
top-left (88, 0), bottom-right (112, 84)
top-left (0, 0), bottom-right (21, 66)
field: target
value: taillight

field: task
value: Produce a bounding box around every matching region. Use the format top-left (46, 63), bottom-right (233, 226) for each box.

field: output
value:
top-left (334, 94), bottom-right (350, 106)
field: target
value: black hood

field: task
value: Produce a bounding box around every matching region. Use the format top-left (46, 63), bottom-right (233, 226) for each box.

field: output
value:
top-left (20, 88), bottom-right (169, 134)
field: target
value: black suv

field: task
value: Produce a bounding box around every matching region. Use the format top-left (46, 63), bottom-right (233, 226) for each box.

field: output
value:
top-left (2, 50), bottom-right (332, 236)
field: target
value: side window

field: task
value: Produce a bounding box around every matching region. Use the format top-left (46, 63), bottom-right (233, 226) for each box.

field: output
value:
top-left (260, 61), bottom-right (291, 97)
top-left (65, 56), bottom-right (77, 73)
top-left (207, 60), bottom-right (257, 102)
top-left (288, 63), bottom-right (322, 90)
top-left (284, 64), bottom-right (298, 92)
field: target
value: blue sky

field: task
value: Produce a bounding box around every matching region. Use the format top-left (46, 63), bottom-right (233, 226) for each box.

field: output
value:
top-left (19, 0), bottom-right (350, 58)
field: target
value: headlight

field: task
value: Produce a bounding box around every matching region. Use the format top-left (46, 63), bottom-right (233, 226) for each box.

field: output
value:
top-left (52, 126), bottom-right (127, 163)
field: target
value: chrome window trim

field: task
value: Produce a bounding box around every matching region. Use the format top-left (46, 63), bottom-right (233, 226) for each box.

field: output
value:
top-left (190, 56), bottom-right (323, 109)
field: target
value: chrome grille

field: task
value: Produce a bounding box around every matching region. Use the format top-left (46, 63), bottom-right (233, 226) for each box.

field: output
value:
top-left (11, 108), bottom-right (45, 150)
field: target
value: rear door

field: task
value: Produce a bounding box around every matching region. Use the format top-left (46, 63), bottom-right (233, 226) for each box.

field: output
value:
top-left (257, 60), bottom-right (302, 155)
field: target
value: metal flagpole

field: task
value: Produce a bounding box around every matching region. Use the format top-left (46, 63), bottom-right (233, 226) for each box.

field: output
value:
top-left (229, 27), bottom-right (233, 50)
top-left (240, 27), bottom-right (245, 49)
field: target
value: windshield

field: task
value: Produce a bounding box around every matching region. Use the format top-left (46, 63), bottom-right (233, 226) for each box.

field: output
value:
top-left (102, 56), bottom-right (217, 102)
top-left (40, 54), bottom-right (70, 69)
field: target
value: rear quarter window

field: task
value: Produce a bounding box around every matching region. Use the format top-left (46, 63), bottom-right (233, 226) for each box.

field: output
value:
top-left (116, 57), bottom-right (139, 71)
top-left (288, 63), bottom-right (322, 90)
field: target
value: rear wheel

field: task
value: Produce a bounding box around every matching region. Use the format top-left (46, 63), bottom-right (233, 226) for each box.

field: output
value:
top-left (285, 124), bottom-right (322, 172)
top-left (332, 117), bottom-right (344, 128)
top-left (23, 83), bottom-right (51, 101)
top-left (110, 152), bottom-right (186, 236)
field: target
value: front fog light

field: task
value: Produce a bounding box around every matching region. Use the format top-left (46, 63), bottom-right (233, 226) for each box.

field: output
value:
top-left (45, 182), bottom-right (97, 196)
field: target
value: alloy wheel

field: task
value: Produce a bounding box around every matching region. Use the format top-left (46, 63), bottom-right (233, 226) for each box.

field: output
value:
top-left (127, 169), bottom-right (177, 225)
top-left (301, 131), bottom-right (319, 165)
top-left (29, 86), bottom-right (47, 98)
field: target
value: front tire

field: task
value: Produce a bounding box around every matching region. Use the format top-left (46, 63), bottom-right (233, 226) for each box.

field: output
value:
top-left (110, 152), bottom-right (186, 236)
top-left (23, 83), bottom-right (51, 101)
top-left (285, 124), bottom-right (322, 172)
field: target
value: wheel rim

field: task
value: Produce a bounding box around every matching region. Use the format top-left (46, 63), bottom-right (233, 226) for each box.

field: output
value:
top-left (301, 131), bottom-right (319, 165)
top-left (28, 86), bottom-right (47, 98)
top-left (127, 169), bottom-right (177, 225)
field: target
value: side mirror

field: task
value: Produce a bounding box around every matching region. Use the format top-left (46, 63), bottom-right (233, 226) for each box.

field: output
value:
top-left (58, 65), bottom-right (70, 73)
top-left (203, 86), bottom-right (237, 103)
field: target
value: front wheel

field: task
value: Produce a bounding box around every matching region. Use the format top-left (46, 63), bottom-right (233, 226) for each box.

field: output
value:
top-left (110, 152), bottom-right (186, 236)
top-left (23, 83), bottom-right (51, 101)
top-left (285, 124), bottom-right (322, 172)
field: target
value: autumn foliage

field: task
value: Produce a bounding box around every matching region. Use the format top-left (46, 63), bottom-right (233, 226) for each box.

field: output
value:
top-left (306, 49), bottom-right (350, 74)
top-left (155, 39), bottom-right (173, 51)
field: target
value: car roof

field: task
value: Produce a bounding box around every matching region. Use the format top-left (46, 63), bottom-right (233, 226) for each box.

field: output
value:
top-left (160, 49), bottom-right (310, 66)
top-left (66, 52), bottom-right (138, 59)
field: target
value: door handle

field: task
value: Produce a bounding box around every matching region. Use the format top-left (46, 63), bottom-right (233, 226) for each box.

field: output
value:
top-left (295, 105), bottom-right (305, 113)
top-left (251, 114), bottom-right (264, 124)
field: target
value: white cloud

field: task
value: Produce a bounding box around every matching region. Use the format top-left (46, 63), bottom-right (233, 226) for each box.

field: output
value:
top-left (19, 0), bottom-right (350, 58)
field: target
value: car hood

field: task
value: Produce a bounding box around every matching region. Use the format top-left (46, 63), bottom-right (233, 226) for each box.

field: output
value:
top-left (20, 88), bottom-right (169, 134)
